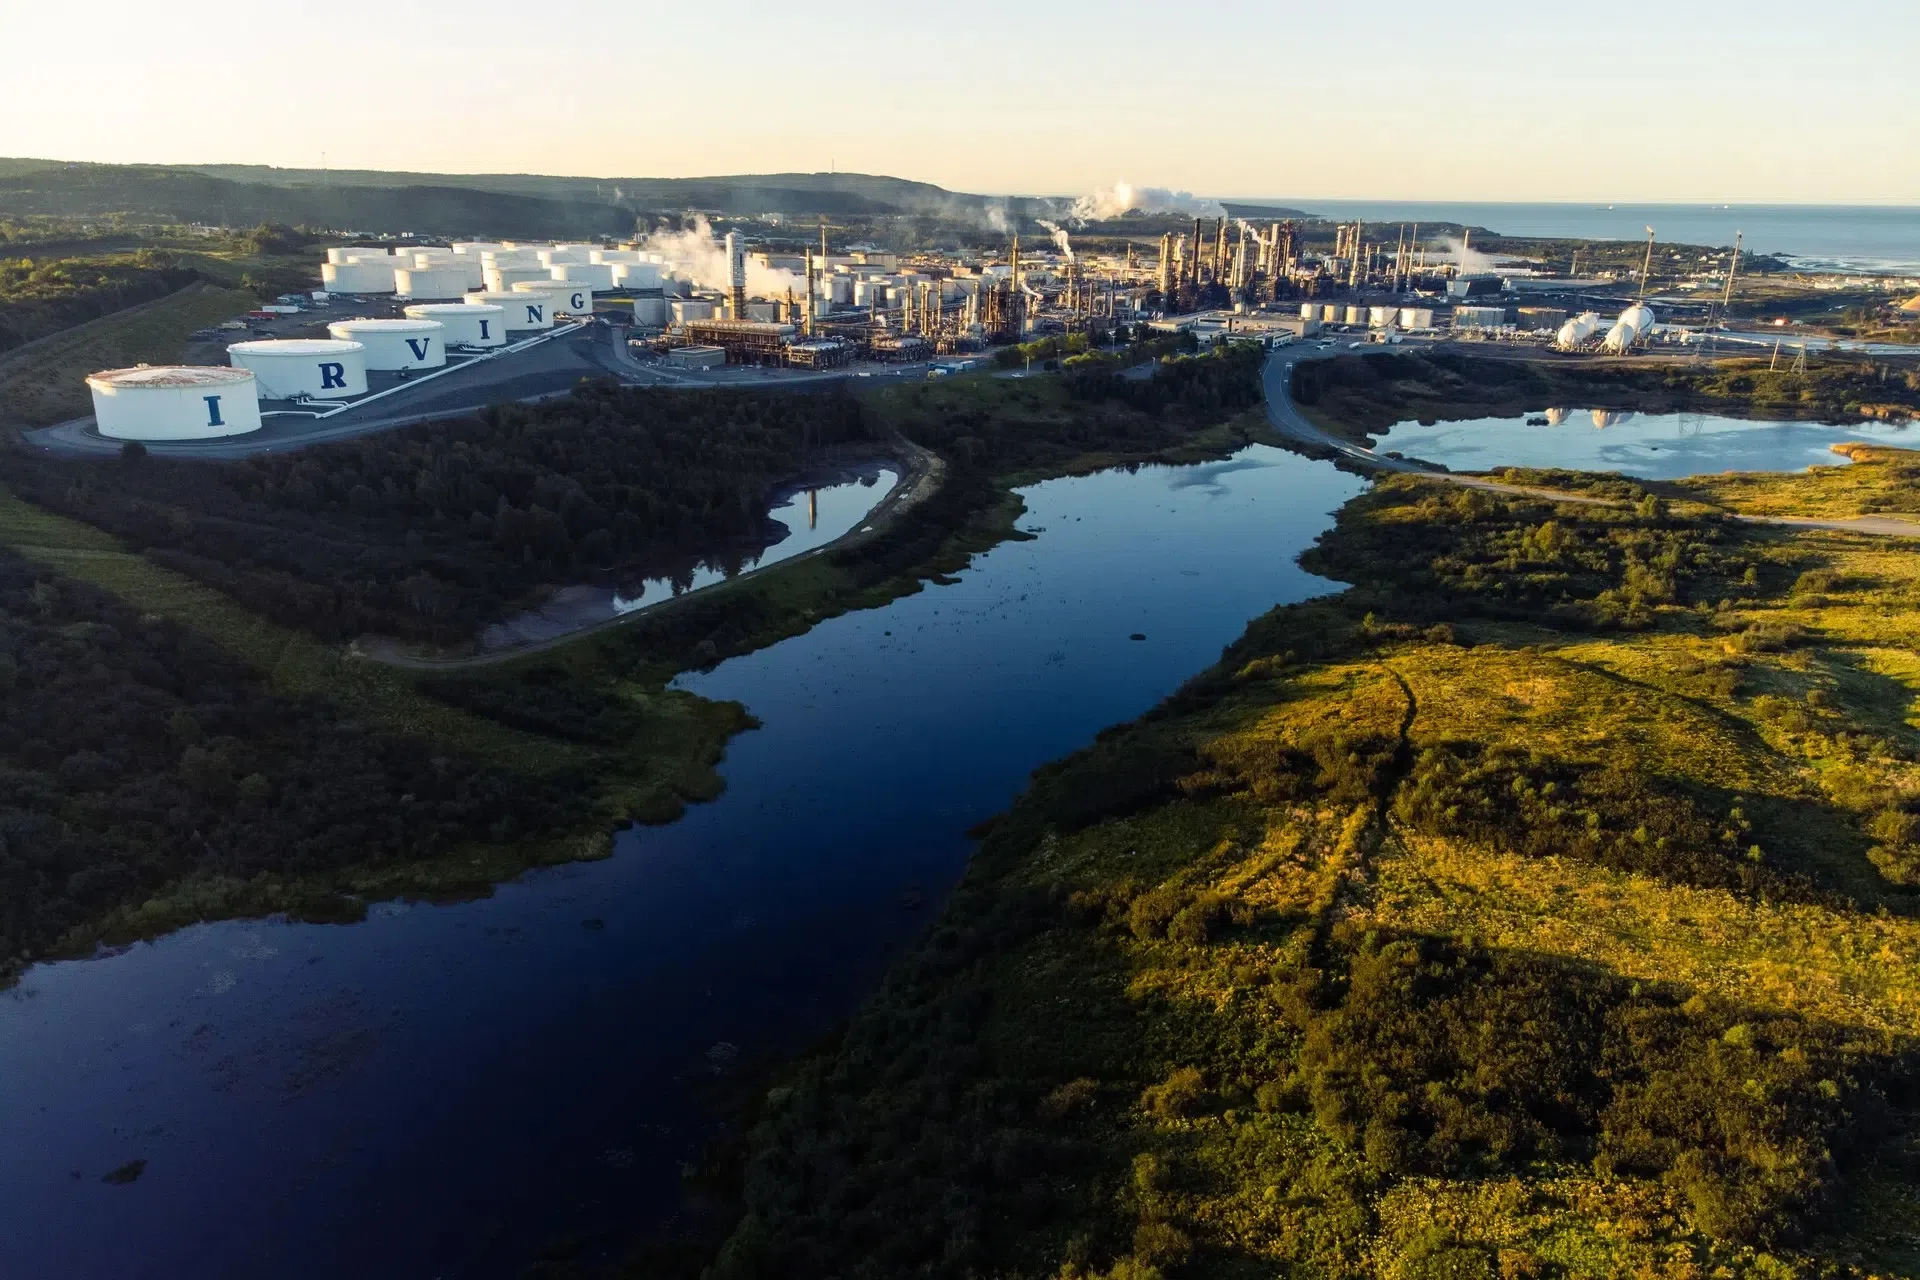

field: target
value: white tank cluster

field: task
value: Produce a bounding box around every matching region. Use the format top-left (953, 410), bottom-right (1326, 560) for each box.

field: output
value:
top-left (551, 261), bottom-right (616, 289)
top-left (328, 318), bottom-right (446, 371)
top-left (322, 259), bottom-right (399, 294)
top-left (227, 338), bottom-right (369, 399)
top-left (87, 366), bottom-right (263, 439)
top-left (484, 263), bottom-right (551, 292)
top-left (1555, 312), bottom-right (1603, 350)
top-left (511, 278), bottom-right (593, 317)
top-left (394, 265), bottom-right (471, 299)
top-left (406, 303), bottom-right (507, 348)
top-left (470, 289), bottom-right (555, 332)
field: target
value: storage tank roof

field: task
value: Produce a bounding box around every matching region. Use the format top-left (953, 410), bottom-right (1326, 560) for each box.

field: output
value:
top-left (330, 318), bottom-right (442, 333)
top-left (227, 339), bottom-right (364, 356)
top-left (87, 365), bottom-right (254, 388)
top-left (408, 303), bottom-right (502, 314)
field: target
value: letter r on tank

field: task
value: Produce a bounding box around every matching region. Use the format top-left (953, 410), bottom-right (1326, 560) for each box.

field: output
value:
top-left (404, 338), bottom-right (431, 361)
top-left (203, 395), bottom-right (225, 427)
top-left (318, 362), bottom-right (346, 389)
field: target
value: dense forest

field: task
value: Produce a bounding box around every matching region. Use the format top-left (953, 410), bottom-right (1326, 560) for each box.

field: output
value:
top-left (7, 382), bottom-right (880, 645)
top-left (6, 351), bottom-right (1266, 652)
top-left (0, 545), bottom-right (586, 978)
top-left (687, 454), bottom-right (1920, 1279)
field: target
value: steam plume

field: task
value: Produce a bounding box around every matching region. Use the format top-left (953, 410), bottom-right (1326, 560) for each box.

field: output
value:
top-left (642, 216), bottom-right (804, 298)
top-left (1038, 219), bottom-right (1074, 261)
top-left (1068, 181), bottom-right (1225, 224)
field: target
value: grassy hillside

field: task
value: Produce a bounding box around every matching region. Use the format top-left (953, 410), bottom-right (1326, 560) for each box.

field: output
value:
top-left (0, 160), bottom-right (1052, 235)
top-left (704, 455), bottom-right (1920, 1279)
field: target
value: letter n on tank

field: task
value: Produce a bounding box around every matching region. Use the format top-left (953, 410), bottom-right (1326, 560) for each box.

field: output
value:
top-left (525, 304), bottom-right (544, 324)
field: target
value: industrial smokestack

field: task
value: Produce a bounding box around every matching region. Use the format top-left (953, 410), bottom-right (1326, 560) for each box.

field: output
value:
top-left (726, 230), bottom-right (747, 319)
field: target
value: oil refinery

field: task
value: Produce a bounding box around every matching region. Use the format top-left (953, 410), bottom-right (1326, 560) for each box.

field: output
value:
top-left (82, 207), bottom-right (1706, 441)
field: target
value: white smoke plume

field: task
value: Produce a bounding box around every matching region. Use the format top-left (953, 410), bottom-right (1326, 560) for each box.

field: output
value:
top-left (642, 216), bottom-right (805, 299)
top-left (1438, 234), bottom-right (1497, 276)
top-left (983, 200), bottom-right (1011, 234)
top-left (1038, 219), bottom-right (1074, 261)
top-left (1068, 182), bottom-right (1225, 224)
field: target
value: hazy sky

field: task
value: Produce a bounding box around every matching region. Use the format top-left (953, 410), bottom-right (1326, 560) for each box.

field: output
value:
top-left (7, 0), bottom-right (1916, 202)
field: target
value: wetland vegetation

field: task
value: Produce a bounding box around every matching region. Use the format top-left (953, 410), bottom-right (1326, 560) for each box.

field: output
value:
top-left (0, 347), bottom-right (1274, 976)
top-left (695, 447), bottom-right (1920, 1280)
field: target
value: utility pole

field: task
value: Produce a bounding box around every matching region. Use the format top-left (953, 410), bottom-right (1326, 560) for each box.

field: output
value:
top-left (1717, 230), bottom-right (1743, 329)
top-left (1637, 226), bottom-right (1657, 302)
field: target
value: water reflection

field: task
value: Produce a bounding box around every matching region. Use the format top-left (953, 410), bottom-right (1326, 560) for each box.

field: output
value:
top-left (1380, 408), bottom-right (1916, 479)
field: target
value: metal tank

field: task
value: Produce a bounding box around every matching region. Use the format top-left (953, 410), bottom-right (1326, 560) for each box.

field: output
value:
top-left (468, 290), bottom-right (554, 332)
top-left (321, 261), bottom-right (399, 294)
top-left (612, 262), bottom-right (661, 290)
top-left (1601, 320), bottom-right (1636, 354)
top-left (512, 279), bottom-right (594, 317)
top-left (86, 366), bottom-right (262, 440)
top-left (1367, 306), bottom-right (1395, 328)
top-left (1398, 307), bottom-right (1435, 330)
top-left (1555, 312), bottom-right (1603, 349)
top-left (484, 264), bottom-right (551, 293)
top-left (1544, 407), bottom-right (1571, 426)
top-left (326, 318), bottom-right (447, 371)
top-left (394, 266), bottom-right (471, 300)
top-left (1591, 410), bottom-right (1636, 428)
top-left (1618, 303), bottom-right (1656, 341)
top-left (1299, 303), bottom-right (1317, 321)
top-left (226, 338), bottom-right (368, 399)
top-left (327, 246), bottom-right (390, 265)
top-left (551, 262), bottom-right (616, 290)
top-left (405, 303), bottom-right (507, 348)
top-left (630, 297), bottom-right (668, 327)
top-left (592, 249), bottom-right (642, 265)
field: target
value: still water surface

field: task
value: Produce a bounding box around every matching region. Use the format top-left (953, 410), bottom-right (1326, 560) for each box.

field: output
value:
top-left (3, 415), bottom-right (1895, 1277)
top-left (1377, 408), bottom-right (1919, 480)
top-left (0, 446), bottom-right (1365, 1278)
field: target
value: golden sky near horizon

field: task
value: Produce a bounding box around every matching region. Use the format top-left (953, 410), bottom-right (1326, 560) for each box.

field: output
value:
top-left (6, 0), bottom-right (1918, 203)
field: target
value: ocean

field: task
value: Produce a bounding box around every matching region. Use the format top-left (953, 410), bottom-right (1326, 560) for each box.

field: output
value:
top-left (1236, 201), bottom-right (1920, 275)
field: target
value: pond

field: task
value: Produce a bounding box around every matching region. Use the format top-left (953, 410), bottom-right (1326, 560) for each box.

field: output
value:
top-left (1375, 407), bottom-right (1918, 480)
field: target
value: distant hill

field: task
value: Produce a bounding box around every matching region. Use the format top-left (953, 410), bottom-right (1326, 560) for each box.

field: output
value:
top-left (0, 160), bottom-right (1052, 238)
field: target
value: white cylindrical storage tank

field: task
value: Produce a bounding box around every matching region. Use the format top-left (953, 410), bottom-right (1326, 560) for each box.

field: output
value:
top-left (322, 261), bottom-right (399, 294)
top-left (1399, 307), bottom-right (1435, 330)
top-left (394, 266), bottom-right (472, 300)
top-left (87, 366), bottom-right (262, 440)
top-left (1619, 303), bottom-right (1656, 341)
top-left (552, 262), bottom-right (615, 290)
top-left (327, 318), bottom-right (447, 371)
top-left (407, 303), bottom-right (507, 348)
top-left (453, 241), bottom-right (507, 256)
top-left (631, 296), bottom-right (668, 327)
top-left (538, 247), bottom-right (589, 267)
top-left (472, 289), bottom-right (555, 332)
top-left (1343, 305), bottom-right (1365, 325)
top-left (1556, 312), bottom-right (1602, 349)
top-left (514, 278), bottom-right (593, 316)
top-left (828, 276), bottom-right (853, 305)
top-left (327, 246), bottom-right (391, 264)
top-left (410, 249), bottom-right (458, 267)
top-left (345, 250), bottom-right (397, 265)
top-left (1601, 320), bottom-right (1635, 354)
top-left (592, 249), bottom-right (642, 265)
top-left (672, 299), bottom-right (715, 323)
top-left (1299, 303), bottom-right (1318, 321)
top-left (485, 264), bottom-right (551, 293)
top-left (1318, 304), bottom-right (1339, 322)
top-left (1367, 305), bottom-right (1395, 328)
top-left (1544, 407), bottom-right (1571, 425)
top-left (227, 338), bottom-right (368, 399)
top-left (612, 262), bottom-right (661, 290)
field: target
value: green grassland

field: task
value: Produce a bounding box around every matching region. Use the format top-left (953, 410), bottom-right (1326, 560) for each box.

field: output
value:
top-left (703, 454), bottom-right (1920, 1279)
top-left (0, 282), bottom-right (255, 426)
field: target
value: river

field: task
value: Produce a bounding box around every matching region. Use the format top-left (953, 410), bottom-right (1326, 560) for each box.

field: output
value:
top-left (3, 408), bottom-right (1899, 1276)
top-left (0, 443), bottom-right (1364, 1278)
